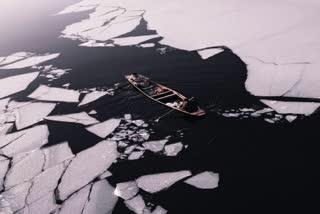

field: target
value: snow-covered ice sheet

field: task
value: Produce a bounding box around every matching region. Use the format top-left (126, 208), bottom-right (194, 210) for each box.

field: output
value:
top-left (185, 171), bottom-right (219, 189)
top-left (86, 118), bottom-right (121, 138)
top-left (28, 85), bottom-right (80, 103)
top-left (45, 112), bottom-right (99, 125)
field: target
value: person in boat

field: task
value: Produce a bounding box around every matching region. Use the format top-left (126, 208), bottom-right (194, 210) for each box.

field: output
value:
top-left (181, 97), bottom-right (199, 112)
top-left (131, 73), bottom-right (150, 87)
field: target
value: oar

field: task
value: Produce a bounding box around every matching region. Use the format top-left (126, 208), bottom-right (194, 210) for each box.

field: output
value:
top-left (155, 108), bottom-right (176, 122)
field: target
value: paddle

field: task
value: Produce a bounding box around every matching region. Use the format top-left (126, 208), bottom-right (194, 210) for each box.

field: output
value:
top-left (155, 108), bottom-right (176, 122)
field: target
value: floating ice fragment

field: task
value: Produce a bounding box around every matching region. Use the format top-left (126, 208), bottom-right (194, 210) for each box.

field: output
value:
top-left (261, 100), bottom-right (319, 115)
top-left (197, 48), bottom-right (223, 60)
top-left (185, 171), bottom-right (219, 189)
top-left (82, 180), bottom-right (118, 214)
top-left (142, 139), bottom-right (168, 153)
top-left (264, 118), bottom-right (275, 124)
top-left (59, 184), bottom-right (91, 214)
top-left (132, 120), bottom-right (145, 127)
top-left (45, 112), bottom-right (99, 125)
top-left (0, 53), bottom-right (60, 69)
top-left (285, 115), bottom-right (298, 122)
top-left (136, 171), bottom-right (192, 193)
top-left (164, 142), bottom-right (183, 156)
top-left (14, 102), bottom-right (56, 130)
top-left (0, 72), bottom-right (39, 99)
top-left (125, 195), bottom-right (146, 214)
top-left (57, 140), bottom-right (118, 200)
top-left (115, 181), bottom-right (139, 200)
top-left (128, 151), bottom-right (144, 160)
top-left (2, 182), bottom-right (32, 212)
top-left (28, 85), bottom-right (80, 103)
top-left (0, 158), bottom-right (10, 191)
top-left (140, 43), bottom-right (155, 48)
top-left (88, 110), bottom-right (97, 115)
top-left (152, 206), bottom-right (167, 214)
top-left (24, 192), bottom-right (58, 214)
top-left (86, 118), bottom-right (121, 138)
top-left (42, 142), bottom-right (74, 169)
top-left (0, 52), bottom-right (32, 66)
top-left (124, 114), bottom-right (132, 121)
top-left (0, 125), bottom-right (49, 157)
top-left (78, 91), bottom-right (109, 106)
top-left (5, 150), bottom-right (45, 189)
top-left (112, 35), bottom-right (159, 46)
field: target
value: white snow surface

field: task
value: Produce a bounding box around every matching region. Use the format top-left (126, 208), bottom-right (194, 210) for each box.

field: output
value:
top-left (185, 171), bottom-right (219, 189)
top-left (45, 112), bottom-right (99, 125)
top-left (28, 85), bottom-right (80, 103)
top-left (86, 118), bottom-right (121, 138)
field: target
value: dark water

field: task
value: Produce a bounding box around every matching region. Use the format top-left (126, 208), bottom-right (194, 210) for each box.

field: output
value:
top-left (1, 2), bottom-right (317, 213)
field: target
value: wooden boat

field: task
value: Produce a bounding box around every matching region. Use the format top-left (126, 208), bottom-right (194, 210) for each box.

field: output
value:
top-left (125, 73), bottom-right (206, 117)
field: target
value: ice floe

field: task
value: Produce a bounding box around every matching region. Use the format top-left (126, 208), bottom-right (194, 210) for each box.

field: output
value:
top-left (0, 53), bottom-right (59, 69)
top-left (285, 115), bottom-right (298, 123)
top-left (45, 112), bottom-right (99, 125)
top-left (82, 180), bottom-right (118, 214)
top-left (128, 151), bottom-right (144, 160)
top-left (125, 195), bottom-right (147, 214)
top-left (42, 142), bottom-right (74, 169)
top-left (136, 171), bottom-right (191, 193)
top-left (57, 140), bottom-right (118, 200)
top-left (164, 142), bottom-right (183, 156)
top-left (115, 181), bottom-right (139, 200)
top-left (78, 91), bottom-right (109, 106)
top-left (152, 206), bottom-right (168, 214)
top-left (86, 118), bottom-right (121, 138)
top-left (261, 100), bottom-right (320, 115)
top-left (28, 85), bottom-right (80, 103)
top-left (142, 139), bottom-right (168, 153)
top-left (112, 35), bottom-right (159, 46)
top-left (0, 125), bottom-right (49, 157)
top-left (185, 171), bottom-right (219, 189)
top-left (20, 192), bottom-right (58, 214)
top-left (14, 102), bottom-right (56, 130)
top-left (197, 48), bottom-right (223, 60)
top-left (2, 182), bottom-right (32, 212)
top-left (0, 72), bottom-right (39, 99)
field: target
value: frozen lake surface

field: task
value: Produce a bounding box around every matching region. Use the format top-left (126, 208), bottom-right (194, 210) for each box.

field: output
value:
top-left (0, 0), bottom-right (318, 213)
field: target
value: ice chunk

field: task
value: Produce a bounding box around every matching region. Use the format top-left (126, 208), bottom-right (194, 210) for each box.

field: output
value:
top-left (0, 158), bottom-right (10, 191)
top-left (27, 161), bottom-right (69, 204)
top-left (23, 192), bottom-right (58, 214)
top-left (88, 110), bottom-right (97, 115)
top-left (132, 120), bottom-right (145, 127)
top-left (0, 72), bottom-right (39, 99)
top-left (285, 115), bottom-right (298, 122)
top-left (45, 112), bottom-right (99, 125)
top-left (114, 181), bottom-right (139, 200)
top-left (164, 142), bottom-right (183, 156)
top-left (0, 53), bottom-right (59, 69)
top-left (261, 100), bottom-right (320, 115)
top-left (152, 206), bottom-right (168, 214)
top-left (0, 123), bottom-right (14, 136)
top-left (112, 35), bottom-right (159, 46)
top-left (136, 171), bottom-right (192, 193)
top-left (198, 48), bottom-right (223, 60)
top-left (59, 184), bottom-right (91, 214)
top-left (78, 91), bottom-right (109, 106)
top-left (82, 180), bottom-right (118, 214)
top-left (125, 195), bottom-right (146, 214)
top-left (2, 182), bottom-right (31, 212)
top-left (5, 150), bottom-right (45, 188)
top-left (124, 114), bottom-right (132, 121)
top-left (86, 118), bottom-right (121, 138)
top-left (0, 125), bottom-right (49, 157)
top-left (14, 102), bottom-right (56, 130)
top-left (57, 140), bottom-right (118, 200)
top-left (185, 171), bottom-right (219, 189)
top-left (42, 142), bottom-right (74, 169)
top-left (0, 52), bottom-right (32, 66)
top-left (128, 151), bottom-right (144, 160)
top-left (142, 139), bottom-right (168, 153)
top-left (28, 85), bottom-right (80, 103)
top-left (140, 43), bottom-right (155, 48)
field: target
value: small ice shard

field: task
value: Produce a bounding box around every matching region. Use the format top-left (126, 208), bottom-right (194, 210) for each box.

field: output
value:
top-left (86, 118), bottom-right (121, 138)
top-left (62, 83), bottom-right (71, 87)
top-left (78, 91), bottom-right (109, 106)
top-left (254, 108), bottom-right (274, 114)
top-left (98, 170), bottom-right (112, 179)
top-left (24, 192), bottom-right (58, 214)
top-left (5, 150), bottom-right (45, 188)
top-left (197, 48), bottom-right (223, 60)
top-left (285, 115), bottom-right (298, 122)
top-left (28, 85), bottom-right (80, 103)
top-left (82, 180), bottom-right (118, 214)
top-left (140, 43), bottom-right (155, 48)
top-left (0, 125), bottom-right (49, 157)
top-left (2, 182), bottom-right (32, 212)
top-left (136, 171), bottom-right (192, 193)
top-left (57, 140), bottom-right (118, 200)
top-left (0, 53), bottom-right (60, 69)
top-left (142, 139), bottom-right (168, 153)
top-left (132, 120), bottom-right (144, 127)
top-left (27, 161), bottom-right (69, 204)
top-left (125, 195), bottom-right (146, 214)
top-left (45, 112), bottom-right (99, 125)
top-left (0, 123), bottom-right (14, 136)
top-left (88, 110), bottom-right (97, 115)
top-left (164, 142), bottom-right (183, 156)
top-left (261, 100), bottom-right (319, 115)
top-left (0, 72), bottom-right (39, 99)
top-left (152, 206), bottom-right (168, 214)
top-left (59, 185), bottom-right (91, 214)
top-left (42, 142), bottom-right (74, 169)
top-left (112, 35), bottom-right (159, 46)
top-left (264, 118), bottom-right (275, 124)
top-left (0, 158), bottom-right (10, 191)
top-left (14, 102), bottom-right (56, 130)
top-left (184, 171), bottom-right (219, 189)
top-left (128, 151), bottom-right (144, 160)
top-left (124, 114), bottom-right (132, 121)
top-left (114, 181), bottom-right (139, 200)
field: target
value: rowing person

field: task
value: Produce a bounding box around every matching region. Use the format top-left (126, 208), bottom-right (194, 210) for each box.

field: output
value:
top-left (180, 97), bottom-right (199, 112)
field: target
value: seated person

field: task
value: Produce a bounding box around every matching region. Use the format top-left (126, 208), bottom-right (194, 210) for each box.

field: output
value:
top-left (182, 97), bottom-right (198, 112)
